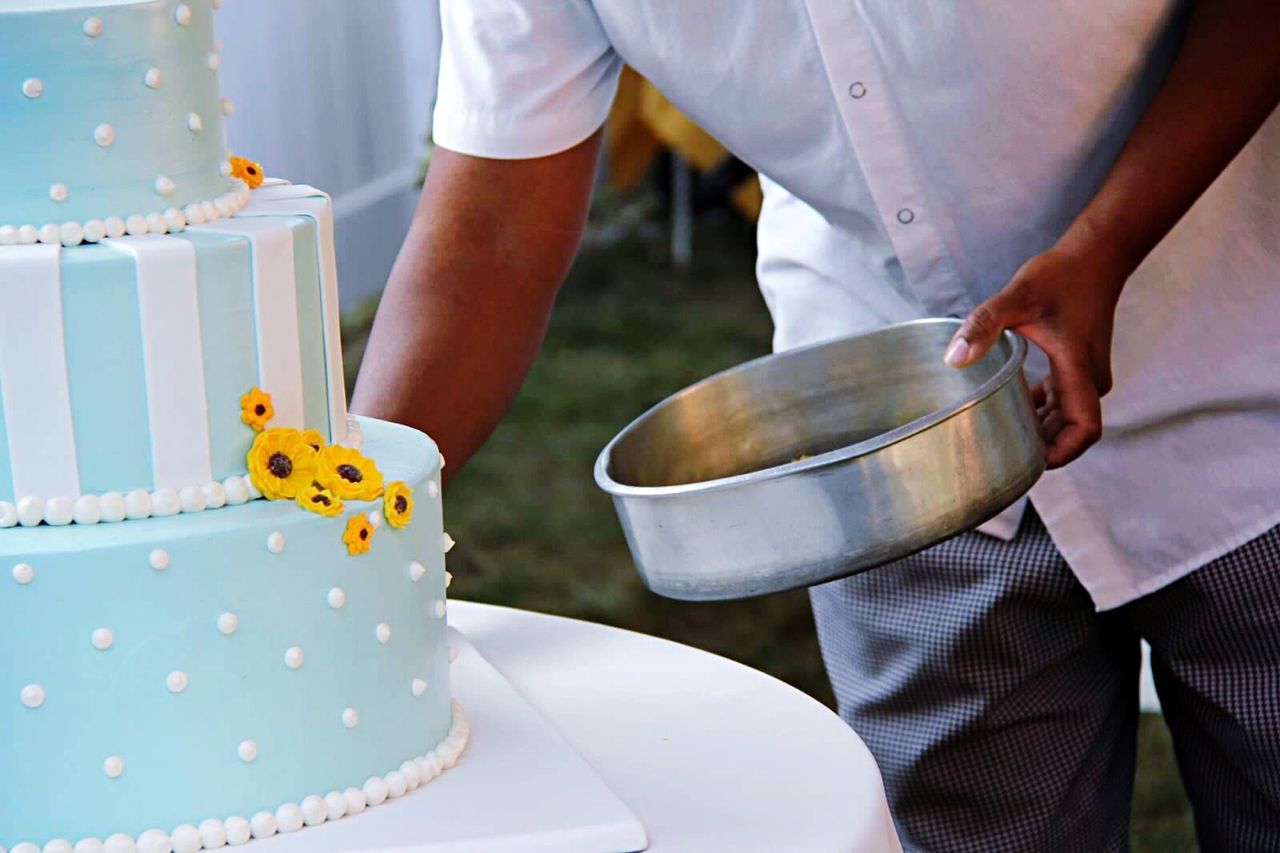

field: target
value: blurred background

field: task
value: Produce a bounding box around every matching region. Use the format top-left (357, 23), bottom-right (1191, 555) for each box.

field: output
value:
top-left (218, 2), bottom-right (1195, 848)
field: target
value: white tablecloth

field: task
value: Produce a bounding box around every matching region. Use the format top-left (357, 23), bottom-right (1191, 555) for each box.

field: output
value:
top-left (450, 601), bottom-right (902, 853)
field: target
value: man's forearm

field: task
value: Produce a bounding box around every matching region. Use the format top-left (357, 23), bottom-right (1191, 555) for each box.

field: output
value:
top-left (1058, 0), bottom-right (1280, 276)
top-left (351, 132), bottom-right (602, 478)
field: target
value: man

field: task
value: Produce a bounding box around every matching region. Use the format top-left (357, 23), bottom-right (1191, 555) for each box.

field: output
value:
top-left (353, 2), bottom-right (1280, 849)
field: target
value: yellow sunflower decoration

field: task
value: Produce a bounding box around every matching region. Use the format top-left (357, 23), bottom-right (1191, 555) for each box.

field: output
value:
top-left (383, 481), bottom-right (414, 528)
top-left (316, 445), bottom-right (384, 501)
top-left (343, 514), bottom-right (375, 555)
top-left (240, 388), bottom-right (274, 431)
top-left (247, 428), bottom-right (318, 500)
top-left (299, 428), bottom-right (326, 453)
top-left (298, 480), bottom-right (344, 517)
top-left (229, 155), bottom-right (264, 189)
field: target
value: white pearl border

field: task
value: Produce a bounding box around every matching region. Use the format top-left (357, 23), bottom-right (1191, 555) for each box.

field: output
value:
top-left (8, 702), bottom-right (469, 853)
top-left (0, 415), bottom-right (365, 529)
top-left (0, 475), bottom-right (261, 529)
top-left (0, 181), bottom-right (250, 249)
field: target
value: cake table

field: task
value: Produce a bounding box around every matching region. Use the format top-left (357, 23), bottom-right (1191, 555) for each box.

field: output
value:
top-left (451, 601), bottom-right (903, 853)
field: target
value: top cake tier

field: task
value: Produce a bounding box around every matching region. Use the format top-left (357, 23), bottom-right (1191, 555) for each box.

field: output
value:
top-left (0, 0), bottom-right (235, 239)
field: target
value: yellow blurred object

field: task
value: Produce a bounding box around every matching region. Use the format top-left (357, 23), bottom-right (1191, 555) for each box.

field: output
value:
top-left (607, 68), bottom-right (761, 221)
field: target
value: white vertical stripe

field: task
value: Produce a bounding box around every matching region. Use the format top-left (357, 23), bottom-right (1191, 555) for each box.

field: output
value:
top-left (236, 185), bottom-right (348, 443)
top-left (189, 217), bottom-right (306, 429)
top-left (0, 245), bottom-right (81, 499)
top-left (110, 236), bottom-right (214, 490)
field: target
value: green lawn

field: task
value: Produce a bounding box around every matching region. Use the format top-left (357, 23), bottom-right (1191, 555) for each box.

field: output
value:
top-left (343, 215), bottom-right (1196, 851)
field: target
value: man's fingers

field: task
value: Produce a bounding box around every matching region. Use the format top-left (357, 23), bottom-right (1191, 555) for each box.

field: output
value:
top-left (945, 297), bottom-right (1021, 368)
top-left (1030, 380), bottom-right (1048, 411)
top-left (1043, 351), bottom-right (1103, 469)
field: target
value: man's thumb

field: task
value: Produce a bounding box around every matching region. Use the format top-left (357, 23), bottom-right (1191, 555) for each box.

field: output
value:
top-left (944, 299), bottom-right (1014, 368)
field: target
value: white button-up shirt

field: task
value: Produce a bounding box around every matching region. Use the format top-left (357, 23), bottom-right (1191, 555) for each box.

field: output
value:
top-left (433, 0), bottom-right (1280, 610)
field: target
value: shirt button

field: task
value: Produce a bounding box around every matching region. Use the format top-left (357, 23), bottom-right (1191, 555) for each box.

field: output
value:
top-left (848, 82), bottom-right (867, 99)
top-left (897, 208), bottom-right (915, 224)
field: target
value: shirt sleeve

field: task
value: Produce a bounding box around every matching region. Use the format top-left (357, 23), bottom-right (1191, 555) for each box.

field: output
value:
top-left (432, 0), bottom-right (623, 159)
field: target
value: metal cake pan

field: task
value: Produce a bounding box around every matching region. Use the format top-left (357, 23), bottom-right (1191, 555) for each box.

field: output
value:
top-left (595, 318), bottom-right (1047, 601)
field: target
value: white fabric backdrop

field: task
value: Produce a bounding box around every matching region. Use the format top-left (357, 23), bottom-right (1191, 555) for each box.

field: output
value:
top-left (218, 0), bottom-right (441, 307)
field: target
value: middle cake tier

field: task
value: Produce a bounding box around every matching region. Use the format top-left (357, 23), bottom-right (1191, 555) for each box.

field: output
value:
top-left (0, 183), bottom-right (348, 520)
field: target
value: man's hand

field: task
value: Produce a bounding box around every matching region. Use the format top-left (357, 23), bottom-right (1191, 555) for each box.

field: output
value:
top-left (943, 241), bottom-right (1125, 469)
top-left (945, 0), bottom-right (1280, 469)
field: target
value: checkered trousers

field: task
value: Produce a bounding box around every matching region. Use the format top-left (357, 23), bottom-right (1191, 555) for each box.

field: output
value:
top-left (811, 510), bottom-right (1280, 852)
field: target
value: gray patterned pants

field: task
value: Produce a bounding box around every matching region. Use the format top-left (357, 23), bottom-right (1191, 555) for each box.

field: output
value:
top-left (811, 510), bottom-right (1280, 852)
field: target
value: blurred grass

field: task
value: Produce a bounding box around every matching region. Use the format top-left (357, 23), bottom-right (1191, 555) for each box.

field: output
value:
top-left (342, 215), bottom-right (1195, 851)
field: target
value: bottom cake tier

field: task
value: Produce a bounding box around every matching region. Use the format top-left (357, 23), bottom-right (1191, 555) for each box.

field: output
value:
top-left (1, 417), bottom-right (464, 851)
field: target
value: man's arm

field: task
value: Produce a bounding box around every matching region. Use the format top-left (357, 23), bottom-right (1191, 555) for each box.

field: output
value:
top-left (351, 131), bottom-right (602, 479)
top-left (945, 0), bottom-right (1280, 468)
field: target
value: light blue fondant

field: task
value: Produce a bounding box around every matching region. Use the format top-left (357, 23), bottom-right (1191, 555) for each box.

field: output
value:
top-left (179, 229), bottom-right (259, 479)
top-left (0, 372), bottom-right (11, 500)
top-left (290, 216), bottom-right (332, 441)
top-left (0, 215), bottom-right (339, 503)
top-left (0, 418), bottom-right (452, 847)
top-left (61, 244), bottom-right (153, 495)
top-left (0, 0), bottom-right (231, 227)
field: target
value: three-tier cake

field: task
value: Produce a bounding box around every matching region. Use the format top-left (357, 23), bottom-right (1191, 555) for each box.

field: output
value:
top-left (0, 2), bottom-right (466, 850)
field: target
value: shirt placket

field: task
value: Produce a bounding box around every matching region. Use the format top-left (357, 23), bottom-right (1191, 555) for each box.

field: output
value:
top-left (801, 0), bottom-right (968, 316)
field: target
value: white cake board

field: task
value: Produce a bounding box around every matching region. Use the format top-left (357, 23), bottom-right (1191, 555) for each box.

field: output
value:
top-left (254, 629), bottom-right (648, 852)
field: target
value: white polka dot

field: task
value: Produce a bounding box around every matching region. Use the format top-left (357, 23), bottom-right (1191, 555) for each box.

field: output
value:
top-left (368, 510), bottom-right (384, 530)
top-left (445, 571), bottom-right (453, 589)
top-left (443, 532), bottom-right (456, 553)
top-left (207, 52), bottom-right (220, 71)
top-left (427, 480), bottom-right (439, 499)
top-left (166, 671), bottom-right (189, 694)
top-left (327, 587), bottom-right (346, 609)
top-left (104, 216), bottom-right (127, 239)
top-left (94, 123), bottom-right (115, 147)
top-left (266, 531), bottom-right (285, 553)
top-left (187, 112), bottom-right (203, 132)
top-left (149, 549), bottom-right (170, 571)
top-left (411, 678), bottom-right (427, 697)
top-left (284, 647), bottom-right (304, 670)
top-left (434, 600), bottom-right (447, 619)
top-left (217, 612), bottom-right (239, 635)
top-left (375, 623), bottom-right (391, 644)
top-left (174, 3), bottom-right (193, 25)
top-left (84, 16), bottom-right (104, 36)
top-left (144, 67), bottom-right (163, 89)
top-left (155, 175), bottom-right (175, 196)
top-left (408, 561), bottom-right (425, 582)
top-left (342, 708), bottom-right (359, 728)
top-left (83, 219), bottom-right (108, 244)
top-left (222, 97), bottom-right (235, 116)
top-left (103, 756), bottom-right (124, 778)
top-left (49, 183), bottom-right (69, 203)
top-left (238, 739), bottom-right (257, 762)
top-left (22, 77), bottom-right (43, 98)
top-left (20, 683), bottom-right (44, 708)
top-left (219, 160), bottom-right (233, 178)
top-left (91, 628), bottom-right (115, 651)
top-left (12, 563), bottom-right (34, 584)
